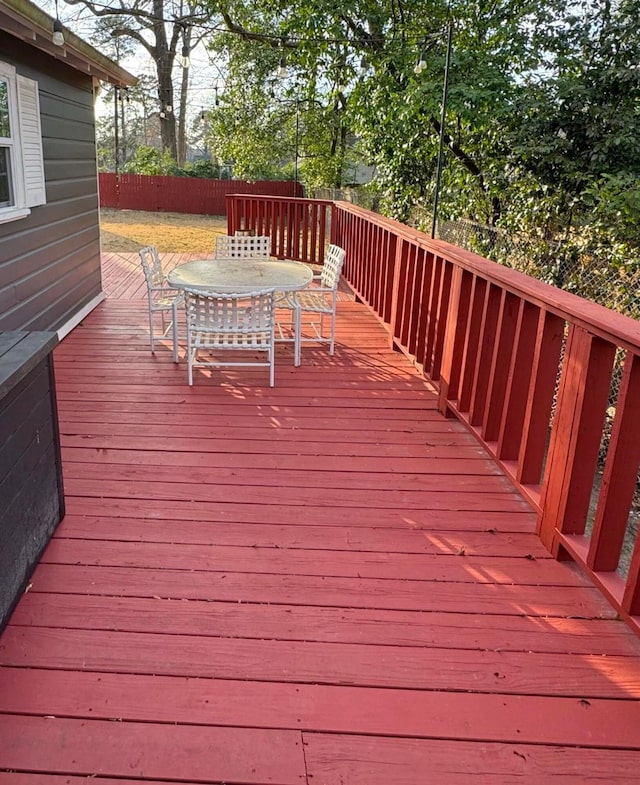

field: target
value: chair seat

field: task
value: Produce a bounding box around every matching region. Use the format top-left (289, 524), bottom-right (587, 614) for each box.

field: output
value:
top-left (151, 295), bottom-right (179, 310)
top-left (291, 289), bottom-right (333, 313)
top-left (192, 330), bottom-right (273, 350)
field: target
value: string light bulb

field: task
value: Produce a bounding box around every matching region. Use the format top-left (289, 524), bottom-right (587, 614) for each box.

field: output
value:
top-left (414, 51), bottom-right (427, 74)
top-left (277, 55), bottom-right (287, 78)
top-left (52, 0), bottom-right (64, 47)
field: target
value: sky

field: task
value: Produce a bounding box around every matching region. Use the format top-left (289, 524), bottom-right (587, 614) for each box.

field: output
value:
top-left (32, 0), bottom-right (222, 120)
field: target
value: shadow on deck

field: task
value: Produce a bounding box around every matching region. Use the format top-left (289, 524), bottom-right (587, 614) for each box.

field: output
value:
top-left (1, 253), bottom-right (640, 783)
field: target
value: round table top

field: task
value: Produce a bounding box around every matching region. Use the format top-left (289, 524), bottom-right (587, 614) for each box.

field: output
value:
top-left (167, 258), bottom-right (314, 293)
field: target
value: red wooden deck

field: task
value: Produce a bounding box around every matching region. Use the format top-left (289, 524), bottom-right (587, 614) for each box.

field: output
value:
top-left (1, 252), bottom-right (640, 783)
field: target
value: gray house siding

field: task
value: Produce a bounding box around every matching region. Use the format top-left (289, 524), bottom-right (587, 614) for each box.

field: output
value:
top-left (0, 30), bottom-right (102, 333)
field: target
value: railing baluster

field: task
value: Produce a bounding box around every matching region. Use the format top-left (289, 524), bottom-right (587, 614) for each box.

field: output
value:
top-left (538, 326), bottom-right (616, 552)
top-left (457, 277), bottom-right (485, 414)
top-left (589, 352), bottom-right (640, 572)
top-left (429, 260), bottom-right (453, 382)
top-left (402, 243), bottom-right (428, 361)
top-left (439, 267), bottom-right (473, 412)
top-left (498, 300), bottom-right (540, 463)
top-left (516, 311), bottom-right (564, 486)
top-left (483, 291), bottom-right (519, 443)
top-left (390, 238), bottom-right (410, 348)
top-left (469, 284), bottom-right (502, 427)
top-left (423, 254), bottom-right (443, 376)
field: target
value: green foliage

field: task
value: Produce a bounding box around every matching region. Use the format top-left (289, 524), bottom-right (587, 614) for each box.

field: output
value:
top-left (122, 146), bottom-right (178, 175)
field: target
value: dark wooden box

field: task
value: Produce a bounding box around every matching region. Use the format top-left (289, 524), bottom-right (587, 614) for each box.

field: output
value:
top-left (0, 332), bottom-right (65, 631)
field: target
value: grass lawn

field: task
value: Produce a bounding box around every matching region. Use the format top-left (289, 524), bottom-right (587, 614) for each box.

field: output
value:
top-left (100, 208), bottom-right (228, 253)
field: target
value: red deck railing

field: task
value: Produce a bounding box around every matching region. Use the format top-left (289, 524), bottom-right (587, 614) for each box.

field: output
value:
top-left (226, 193), bottom-right (333, 263)
top-left (227, 193), bottom-right (640, 633)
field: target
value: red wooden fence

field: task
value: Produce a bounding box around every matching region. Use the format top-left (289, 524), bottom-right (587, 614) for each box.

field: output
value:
top-left (226, 194), bottom-right (333, 263)
top-left (227, 192), bottom-right (640, 634)
top-left (99, 174), bottom-right (303, 216)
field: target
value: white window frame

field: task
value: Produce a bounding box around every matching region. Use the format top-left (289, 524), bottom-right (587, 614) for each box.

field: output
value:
top-left (0, 61), bottom-right (46, 225)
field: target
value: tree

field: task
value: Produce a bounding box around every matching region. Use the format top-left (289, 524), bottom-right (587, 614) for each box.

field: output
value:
top-left (210, 0), bottom-right (570, 222)
top-left (505, 0), bottom-right (640, 238)
top-left (65, 0), bottom-right (212, 162)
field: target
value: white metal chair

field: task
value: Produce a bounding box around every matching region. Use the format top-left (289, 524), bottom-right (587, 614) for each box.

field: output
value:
top-left (277, 244), bottom-right (346, 365)
top-left (184, 287), bottom-right (276, 387)
top-left (138, 245), bottom-right (183, 362)
top-left (214, 234), bottom-right (271, 258)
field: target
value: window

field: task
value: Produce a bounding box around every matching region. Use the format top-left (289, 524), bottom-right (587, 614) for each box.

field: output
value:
top-left (0, 61), bottom-right (46, 224)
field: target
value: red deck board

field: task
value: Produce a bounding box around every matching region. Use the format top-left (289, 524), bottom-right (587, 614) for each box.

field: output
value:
top-left (61, 446), bottom-right (496, 474)
top-left (0, 715), bottom-right (305, 784)
top-left (1, 255), bottom-right (639, 782)
top-left (63, 460), bottom-right (511, 490)
top-left (303, 733), bottom-right (640, 784)
top-left (12, 590), bottom-right (640, 660)
top-left (64, 495), bottom-right (538, 531)
top-left (2, 667), bottom-right (640, 748)
top-left (55, 514), bottom-right (549, 556)
top-left (28, 561), bottom-right (615, 617)
top-left (64, 476), bottom-right (530, 511)
top-left (4, 624), bottom-right (640, 697)
top-left (39, 537), bottom-right (584, 585)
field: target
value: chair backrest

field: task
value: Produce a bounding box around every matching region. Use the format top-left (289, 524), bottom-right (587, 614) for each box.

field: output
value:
top-left (320, 244), bottom-right (347, 290)
top-left (184, 287), bottom-right (276, 338)
top-left (215, 234), bottom-right (271, 258)
top-left (139, 246), bottom-right (165, 289)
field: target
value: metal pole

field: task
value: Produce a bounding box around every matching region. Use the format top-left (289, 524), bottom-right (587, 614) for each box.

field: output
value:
top-left (294, 99), bottom-right (300, 186)
top-left (431, 20), bottom-right (453, 239)
top-left (114, 86), bottom-right (119, 176)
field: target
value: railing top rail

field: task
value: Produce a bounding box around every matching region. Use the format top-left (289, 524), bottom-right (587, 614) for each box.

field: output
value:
top-left (334, 201), bottom-right (640, 353)
top-left (227, 193), bottom-right (334, 207)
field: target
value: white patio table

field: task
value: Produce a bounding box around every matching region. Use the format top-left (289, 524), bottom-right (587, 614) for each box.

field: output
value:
top-left (167, 258), bottom-right (313, 293)
top-left (167, 257), bottom-right (314, 366)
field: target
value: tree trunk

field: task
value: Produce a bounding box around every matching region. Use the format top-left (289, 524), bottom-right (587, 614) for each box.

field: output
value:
top-left (177, 27), bottom-right (192, 167)
top-left (153, 0), bottom-right (177, 159)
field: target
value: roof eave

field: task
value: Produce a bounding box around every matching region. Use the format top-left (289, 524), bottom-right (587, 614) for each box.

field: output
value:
top-left (0, 0), bottom-right (137, 86)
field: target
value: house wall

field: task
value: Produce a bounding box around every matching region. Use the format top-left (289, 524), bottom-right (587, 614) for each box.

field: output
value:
top-left (0, 31), bottom-right (102, 332)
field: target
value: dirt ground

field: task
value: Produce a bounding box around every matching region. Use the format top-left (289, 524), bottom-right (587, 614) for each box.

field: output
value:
top-left (99, 208), bottom-right (228, 253)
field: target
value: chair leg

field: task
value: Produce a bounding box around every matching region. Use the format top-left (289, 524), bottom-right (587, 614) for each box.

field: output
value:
top-left (187, 346), bottom-right (194, 385)
top-left (329, 310), bottom-right (336, 354)
top-left (269, 342), bottom-right (275, 387)
top-left (329, 293), bottom-right (337, 354)
top-left (294, 305), bottom-right (302, 367)
top-left (171, 301), bottom-right (179, 363)
top-left (148, 304), bottom-right (156, 353)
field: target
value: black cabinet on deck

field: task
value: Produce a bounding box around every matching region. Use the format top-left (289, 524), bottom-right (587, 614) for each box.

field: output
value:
top-left (0, 332), bottom-right (65, 631)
